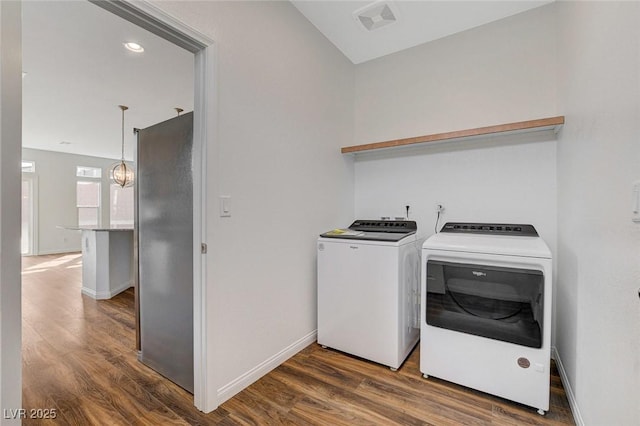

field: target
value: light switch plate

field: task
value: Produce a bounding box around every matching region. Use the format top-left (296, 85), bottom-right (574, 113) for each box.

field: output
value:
top-left (219, 195), bottom-right (231, 217)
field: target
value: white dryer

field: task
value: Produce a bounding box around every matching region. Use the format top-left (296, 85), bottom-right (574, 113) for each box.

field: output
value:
top-left (317, 220), bottom-right (423, 370)
top-left (421, 223), bottom-right (552, 415)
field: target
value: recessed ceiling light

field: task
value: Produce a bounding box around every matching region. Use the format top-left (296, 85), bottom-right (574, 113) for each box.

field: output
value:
top-left (124, 42), bottom-right (144, 53)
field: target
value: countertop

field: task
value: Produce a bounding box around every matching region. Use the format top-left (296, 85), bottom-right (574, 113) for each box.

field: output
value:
top-left (58, 226), bottom-right (134, 232)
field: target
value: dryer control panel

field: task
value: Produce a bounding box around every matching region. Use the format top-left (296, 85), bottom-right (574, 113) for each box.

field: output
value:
top-left (440, 222), bottom-right (538, 237)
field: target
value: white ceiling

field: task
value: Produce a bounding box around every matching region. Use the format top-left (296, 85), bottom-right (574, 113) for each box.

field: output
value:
top-left (291, 0), bottom-right (552, 64)
top-left (22, 0), bottom-right (194, 160)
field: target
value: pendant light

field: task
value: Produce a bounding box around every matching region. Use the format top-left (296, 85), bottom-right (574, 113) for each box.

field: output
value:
top-left (110, 105), bottom-right (134, 188)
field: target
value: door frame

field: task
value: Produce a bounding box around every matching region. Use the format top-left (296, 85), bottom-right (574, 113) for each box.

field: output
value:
top-left (1, 1), bottom-right (23, 415)
top-left (90, 0), bottom-right (216, 411)
top-left (21, 173), bottom-right (38, 256)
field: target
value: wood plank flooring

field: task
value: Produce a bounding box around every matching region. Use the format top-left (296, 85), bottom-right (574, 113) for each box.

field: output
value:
top-left (22, 253), bottom-right (575, 425)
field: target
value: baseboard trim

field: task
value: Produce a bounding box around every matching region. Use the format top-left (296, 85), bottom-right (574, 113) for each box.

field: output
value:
top-left (217, 330), bottom-right (317, 405)
top-left (35, 248), bottom-right (81, 256)
top-left (81, 283), bottom-right (133, 300)
top-left (551, 346), bottom-right (584, 426)
top-left (81, 287), bottom-right (99, 299)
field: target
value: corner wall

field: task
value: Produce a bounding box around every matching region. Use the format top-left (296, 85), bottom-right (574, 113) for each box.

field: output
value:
top-left (352, 3), bottom-right (558, 339)
top-left (151, 0), bottom-right (355, 405)
top-left (555, 2), bottom-right (640, 424)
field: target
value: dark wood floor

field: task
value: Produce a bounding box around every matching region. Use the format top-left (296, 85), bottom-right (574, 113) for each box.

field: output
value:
top-left (22, 253), bottom-right (575, 425)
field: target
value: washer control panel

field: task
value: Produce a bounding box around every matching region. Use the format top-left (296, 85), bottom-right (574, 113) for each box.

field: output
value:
top-left (350, 220), bottom-right (417, 233)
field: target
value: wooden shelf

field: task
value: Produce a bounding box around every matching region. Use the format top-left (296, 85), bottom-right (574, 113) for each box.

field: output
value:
top-left (341, 116), bottom-right (565, 154)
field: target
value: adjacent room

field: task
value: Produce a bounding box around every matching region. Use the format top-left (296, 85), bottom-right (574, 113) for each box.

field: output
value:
top-left (0, 1), bottom-right (638, 425)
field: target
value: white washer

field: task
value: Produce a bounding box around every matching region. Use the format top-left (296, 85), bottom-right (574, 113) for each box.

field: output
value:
top-left (421, 223), bottom-right (552, 415)
top-left (317, 220), bottom-right (423, 370)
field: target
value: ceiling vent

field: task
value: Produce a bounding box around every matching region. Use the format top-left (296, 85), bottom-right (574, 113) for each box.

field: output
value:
top-left (353, 1), bottom-right (399, 32)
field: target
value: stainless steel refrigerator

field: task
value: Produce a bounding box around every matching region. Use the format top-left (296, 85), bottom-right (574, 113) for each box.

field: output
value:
top-left (135, 112), bottom-right (193, 393)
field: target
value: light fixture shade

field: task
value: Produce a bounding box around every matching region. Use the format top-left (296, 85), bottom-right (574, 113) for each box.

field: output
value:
top-left (110, 160), bottom-right (135, 188)
top-left (112, 104), bottom-right (134, 188)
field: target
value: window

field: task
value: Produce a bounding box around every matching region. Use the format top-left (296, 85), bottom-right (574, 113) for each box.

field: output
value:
top-left (22, 161), bottom-right (35, 173)
top-left (76, 166), bottom-right (102, 179)
top-left (22, 177), bottom-right (34, 255)
top-left (110, 184), bottom-right (134, 228)
top-left (77, 181), bottom-right (101, 227)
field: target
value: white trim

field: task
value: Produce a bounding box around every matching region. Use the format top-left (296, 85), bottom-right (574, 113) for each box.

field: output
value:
top-left (1, 0), bottom-right (24, 416)
top-left (192, 44), bottom-right (216, 411)
top-left (97, 0), bottom-right (217, 412)
top-left (32, 175), bottom-right (39, 255)
top-left (81, 283), bottom-right (133, 300)
top-left (551, 346), bottom-right (584, 426)
top-left (90, 0), bottom-right (210, 53)
top-left (217, 331), bottom-right (318, 405)
top-left (21, 174), bottom-right (38, 256)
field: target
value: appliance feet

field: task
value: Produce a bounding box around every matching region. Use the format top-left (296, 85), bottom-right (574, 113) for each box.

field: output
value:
top-left (321, 345), bottom-right (327, 349)
top-left (537, 409), bottom-right (546, 416)
top-left (389, 367), bottom-right (397, 372)
top-left (422, 373), bottom-right (429, 379)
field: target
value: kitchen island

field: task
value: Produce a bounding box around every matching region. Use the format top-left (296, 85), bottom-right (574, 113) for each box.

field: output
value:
top-left (61, 227), bottom-right (134, 299)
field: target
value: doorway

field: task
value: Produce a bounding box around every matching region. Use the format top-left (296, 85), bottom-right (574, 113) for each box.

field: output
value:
top-left (16, 0), bottom-right (216, 413)
top-left (21, 174), bottom-right (36, 255)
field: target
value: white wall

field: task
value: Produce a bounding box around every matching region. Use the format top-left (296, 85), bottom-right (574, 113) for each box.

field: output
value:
top-left (353, 4), bottom-right (640, 424)
top-left (0, 1), bottom-right (22, 423)
top-left (151, 0), bottom-right (355, 405)
top-left (354, 138), bottom-right (557, 247)
top-left (22, 148), bottom-right (117, 255)
top-left (555, 2), bottom-right (640, 425)
top-left (353, 4), bottom-right (557, 146)
top-left (352, 3), bottom-right (558, 337)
